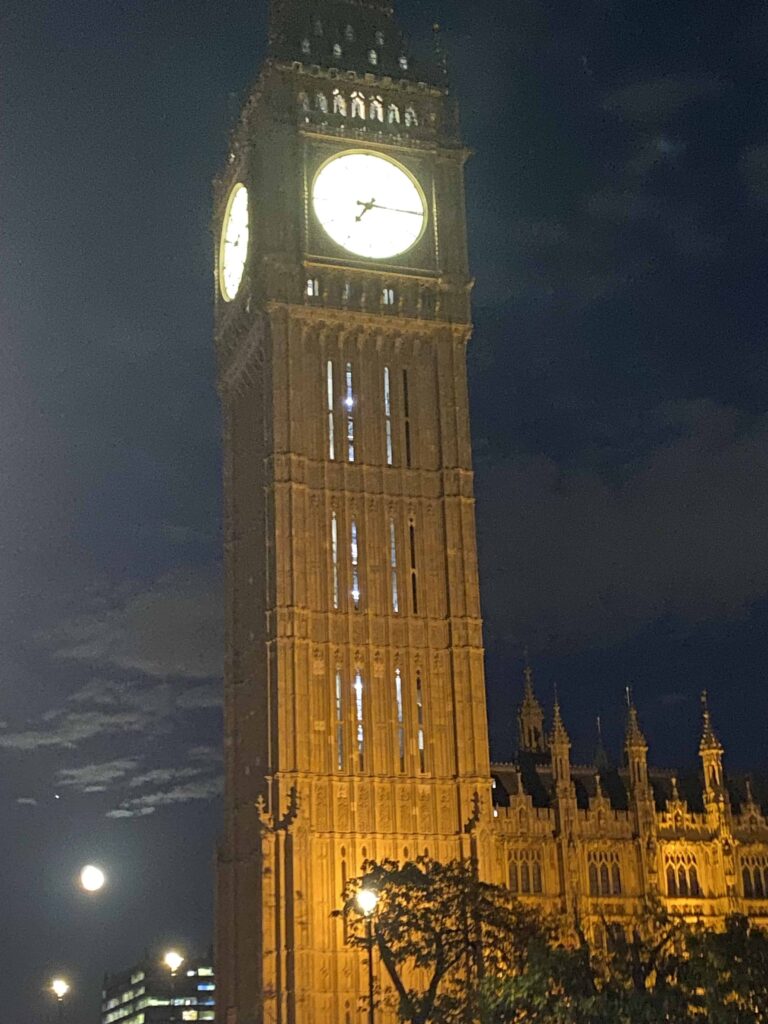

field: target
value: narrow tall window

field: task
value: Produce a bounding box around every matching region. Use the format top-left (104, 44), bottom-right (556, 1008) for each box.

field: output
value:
top-left (370, 96), bottom-right (384, 122)
top-left (409, 520), bottom-right (418, 613)
top-left (405, 105), bottom-right (418, 127)
top-left (416, 673), bottom-right (425, 772)
top-left (387, 103), bottom-right (400, 125)
top-left (331, 512), bottom-right (339, 609)
top-left (345, 362), bottom-right (355, 462)
top-left (395, 668), bottom-right (405, 772)
top-left (351, 91), bottom-right (365, 119)
top-left (389, 518), bottom-right (399, 613)
top-left (383, 367), bottom-right (393, 466)
top-left (326, 360), bottom-right (335, 460)
top-left (335, 670), bottom-right (344, 770)
top-left (350, 518), bottom-right (360, 608)
top-left (354, 671), bottom-right (364, 770)
top-left (333, 89), bottom-right (347, 116)
top-left (402, 369), bottom-right (412, 467)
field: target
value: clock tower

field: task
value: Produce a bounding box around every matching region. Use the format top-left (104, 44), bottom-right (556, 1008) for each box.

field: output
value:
top-left (214, 2), bottom-right (495, 1022)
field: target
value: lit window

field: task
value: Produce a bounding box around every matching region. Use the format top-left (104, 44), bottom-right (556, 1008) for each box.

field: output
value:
top-left (399, 55), bottom-right (408, 71)
top-left (331, 512), bottom-right (339, 609)
top-left (389, 518), bottom-right (398, 611)
top-left (301, 38), bottom-right (311, 55)
top-left (351, 91), bottom-right (365, 119)
top-left (368, 49), bottom-right (378, 66)
top-left (404, 106), bottom-right (418, 127)
top-left (333, 43), bottom-right (342, 60)
top-left (342, 279), bottom-right (352, 303)
top-left (345, 362), bottom-right (355, 461)
top-left (384, 367), bottom-right (393, 466)
top-left (298, 91), bottom-right (310, 113)
top-left (354, 671), bottom-right (365, 770)
top-left (326, 360), bottom-right (335, 460)
top-left (197, 984), bottom-right (215, 991)
top-left (345, 24), bottom-right (355, 41)
top-left (416, 673), bottom-right (425, 772)
top-left (316, 91), bottom-right (328, 114)
top-left (395, 668), bottom-right (405, 770)
top-left (350, 518), bottom-right (360, 608)
top-left (382, 286), bottom-right (395, 306)
top-left (375, 31), bottom-right (385, 46)
top-left (197, 969), bottom-right (213, 977)
top-left (387, 103), bottom-right (400, 125)
top-left (306, 277), bottom-right (320, 298)
top-left (182, 1013), bottom-right (198, 1021)
top-left (335, 669), bottom-right (344, 770)
top-left (333, 89), bottom-right (347, 116)
top-left (370, 96), bottom-right (384, 122)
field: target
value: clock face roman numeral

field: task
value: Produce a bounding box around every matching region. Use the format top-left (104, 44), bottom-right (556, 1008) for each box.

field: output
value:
top-left (220, 183), bottom-right (249, 301)
top-left (312, 152), bottom-right (426, 260)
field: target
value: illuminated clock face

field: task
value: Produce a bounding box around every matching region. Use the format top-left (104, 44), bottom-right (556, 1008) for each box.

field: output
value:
top-left (219, 183), bottom-right (249, 301)
top-left (312, 152), bottom-right (426, 260)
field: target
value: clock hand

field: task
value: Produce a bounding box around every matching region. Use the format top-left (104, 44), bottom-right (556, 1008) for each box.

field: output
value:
top-left (355, 198), bottom-right (376, 222)
top-left (367, 203), bottom-right (421, 216)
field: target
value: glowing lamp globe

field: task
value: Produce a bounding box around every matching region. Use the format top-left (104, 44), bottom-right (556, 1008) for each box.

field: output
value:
top-left (80, 864), bottom-right (106, 892)
top-left (355, 888), bottom-right (379, 916)
top-left (164, 950), bottom-right (184, 973)
top-left (51, 978), bottom-right (70, 1000)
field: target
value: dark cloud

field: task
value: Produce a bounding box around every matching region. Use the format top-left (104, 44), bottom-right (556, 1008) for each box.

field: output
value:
top-left (478, 400), bottom-right (768, 652)
top-left (740, 144), bottom-right (768, 207)
top-left (602, 75), bottom-right (724, 123)
top-left (46, 567), bottom-right (222, 680)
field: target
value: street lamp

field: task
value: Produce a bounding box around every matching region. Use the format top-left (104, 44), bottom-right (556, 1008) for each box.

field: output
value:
top-left (163, 950), bottom-right (184, 1023)
top-left (355, 888), bottom-right (379, 1024)
top-left (50, 978), bottom-right (70, 1022)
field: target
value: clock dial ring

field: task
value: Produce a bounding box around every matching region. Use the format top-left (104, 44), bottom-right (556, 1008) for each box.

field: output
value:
top-left (311, 150), bottom-right (427, 260)
top-left (219, 182), bottom-right (249, 302)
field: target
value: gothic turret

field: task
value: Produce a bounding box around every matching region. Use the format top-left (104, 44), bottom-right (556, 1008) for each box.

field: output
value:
top-left (518, 662), bottom-right (546, 754)
top-left (550, 698), bottom-right (572, 791)
top-left (625, 700), bottom-right (649, 794)
top-left (699, 692), bottom-right (728, 813)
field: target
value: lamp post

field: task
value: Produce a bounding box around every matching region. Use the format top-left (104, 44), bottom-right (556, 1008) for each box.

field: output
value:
top-left (50, 978), bottom-right (70, 1023)
top-left (355, 888), bottom-right (379, 1024)
top-left (163, 950), bottom-right (184, 1024)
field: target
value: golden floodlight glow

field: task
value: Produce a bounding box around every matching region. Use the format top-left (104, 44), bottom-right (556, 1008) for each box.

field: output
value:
top-left (164, 950), bottom-right (184, 973)
top-left (51, 978), bottom-right (70, 1000)
top-left (312, 151), bottom-right (426, 259)
top-left (80, 864), bottom-right (106, 892)
top-left (355, 887), bottom-right (379, 916)
top-left (220, 183), bottom-right (249, 301)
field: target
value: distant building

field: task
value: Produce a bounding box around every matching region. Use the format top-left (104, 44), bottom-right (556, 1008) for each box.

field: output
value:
top-left (101, 955), bottom-right (215, 1024)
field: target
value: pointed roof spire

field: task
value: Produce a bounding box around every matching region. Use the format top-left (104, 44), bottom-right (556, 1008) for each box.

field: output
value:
top-left (699, 691), bottom-right (722, 753)
top-left (550, 691), bottom-right (570, 747)
top-left (624, 686), bottom-right (647, 749)
top-left (518, 649), bottom-right (545, 754)
top-left (594, 715), bottom-right (610, 771)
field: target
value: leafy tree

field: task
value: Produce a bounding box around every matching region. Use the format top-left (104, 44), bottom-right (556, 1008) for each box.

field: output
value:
top-left (337, 857), bottom-right (545, 1024)
top-left (682, 915), bottom-right (768, 1023)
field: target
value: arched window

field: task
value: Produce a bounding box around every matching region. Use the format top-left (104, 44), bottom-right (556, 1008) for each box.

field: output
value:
top-left (375, 30), bottom-right (385, 46)
top-left (306, 277), bottom-right (320, 297)
top-left (589, 863), bottom-right (599, 896)
top-left (387, 103), bottom-right (401, 125)
top-left (667, 865), bottom-right (677, 896)
top-left (404, 106), bottom-right (418, 127)
top-left (744, 867), bottom-right (754, 898)
top-left (532, 862), bottom-right (542, 894)
top-left (332, 43), bottom-right (342, 60)
top-left (301, 38), bottom-right (311, 55)
top-left (611, 863), bottom-right (621, 896)
top-left (755, 868), bottom-right (765, 899)
top-left (333, 89), bottom-right (347, 116)
top-left (509, 862), bottom-right (518, 894)
top-left (678, 866), bottom-right (688, 897)
top-left (689, 864), bottom-right (700, 897)
top-left (345, 23), bottom-right (355, 41)
top-left (368, 49), bottom-right (378, 66)
top-left (520, 862), bottom-right (530, 894)
top-left (599, 863), bottom-right (610, 896)
top-left (399, 54), bottom-right (409, 71)
top-left (351, 91), bottom-right (365, 119)
top-left (298, 91), bottom-right (310, 113)
top-left (369, 96), bottom-right (384, 122)
top-left (316, 92), bottom-right (328, 114)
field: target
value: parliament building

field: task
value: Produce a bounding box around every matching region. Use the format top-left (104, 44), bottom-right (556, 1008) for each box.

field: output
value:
top-left (211, 1), bottom-right (768, 1022)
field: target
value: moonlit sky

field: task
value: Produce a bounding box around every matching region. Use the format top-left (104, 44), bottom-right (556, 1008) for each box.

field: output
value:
top-left (4, 0), bottom-right (768, 1018)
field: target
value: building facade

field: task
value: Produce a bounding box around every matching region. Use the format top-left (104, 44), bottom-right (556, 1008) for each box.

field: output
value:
top-left (102, 957), bottom-right (215, 1024)
top-left (490, 666), bottom-right (768, 942)
top-left (212, 2), bottom-right (768, 1023)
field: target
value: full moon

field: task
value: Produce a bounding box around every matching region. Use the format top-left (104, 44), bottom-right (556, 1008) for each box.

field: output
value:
top-left (80, 864), bottom-right (106, 892)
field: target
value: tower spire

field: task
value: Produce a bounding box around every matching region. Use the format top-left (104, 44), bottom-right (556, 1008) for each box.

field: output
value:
top-left (699, 690), bottom-right (722, 753)
top-left (517, 653), bottom-right (545, 754)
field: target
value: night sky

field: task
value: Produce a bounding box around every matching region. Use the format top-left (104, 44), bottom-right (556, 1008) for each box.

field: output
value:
top-left (4, 0), bottom-right (768, 1018)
